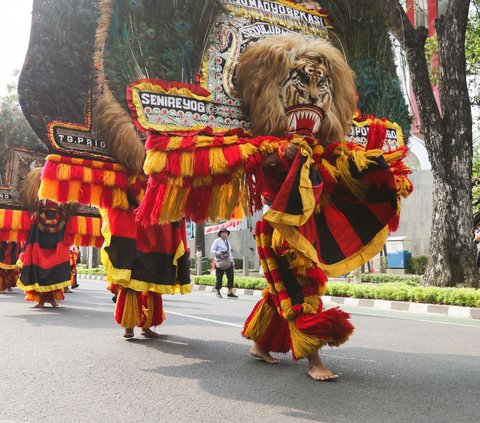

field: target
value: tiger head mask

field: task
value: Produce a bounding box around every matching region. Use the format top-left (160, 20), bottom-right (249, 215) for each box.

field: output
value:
top-left (236, 34), bottom-right (357, 143)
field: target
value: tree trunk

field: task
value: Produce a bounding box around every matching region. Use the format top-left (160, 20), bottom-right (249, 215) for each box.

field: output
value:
top-left (375, 0), bottom-right (478, 287)
top-left (424, 2), bottom-right (477, 287)
top-left (194, 222), bottom-right (206, 256)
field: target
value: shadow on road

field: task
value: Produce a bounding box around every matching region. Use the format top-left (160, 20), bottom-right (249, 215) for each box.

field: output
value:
top-left (138, 333), bottom-right (480, 423)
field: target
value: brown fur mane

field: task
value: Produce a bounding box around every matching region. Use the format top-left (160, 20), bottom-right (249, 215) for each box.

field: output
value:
top-left (20, 168), bottom-right (42, 212)
top-left (94, 86), bottom-right (145, 175)
top-left (236, 33), bottom-right (357, 143)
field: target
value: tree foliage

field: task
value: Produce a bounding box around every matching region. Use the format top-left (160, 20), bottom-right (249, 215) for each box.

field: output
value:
top-left (466, 0), bottom-right (480, 108)
top-left (319, 0), bottom-right (411, 139)
top-left (0, 72), bottom-right (47, 185)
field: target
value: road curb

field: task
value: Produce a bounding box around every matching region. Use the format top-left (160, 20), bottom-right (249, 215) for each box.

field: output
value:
top-left (78, 276), bottom-right (480, 320)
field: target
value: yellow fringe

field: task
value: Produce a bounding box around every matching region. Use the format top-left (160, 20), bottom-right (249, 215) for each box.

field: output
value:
top-left (102, 170), bottom-right (116, 186)
top-left (119, 289), bottom-right (141, 328)
top-left (335, 150), bottom-right (368, 199)
top-left (142, 294), bottom-right (154, 329)
top-left (112, 188), bottom-right (129, 209)
top-left (209, 148), bottom-right (229, 175)
top-left (288, 320), bottom-right (323, 359)
top-left (320, 159), bottom-right (339, 180)
top-left (90, 185), bottom-right (102, 206)
top-left (68, 180), bottom-right (82, 200)
top-left (242, 298), bottom-right (275, 341)
top-left (83, 167), bottom-right (93, 183)
top-left (302, 295), bottom-right (320, 314)
top-left (144, 150), bottom-right (167, 174)
top-left (166, 137), bottom-right (183, 150)
top-left (38, 179), bottom-right (59, 202)
top-left (57, 163), bottom-right (71, 180)
top-left (180, 152), bottom-right (194, 177)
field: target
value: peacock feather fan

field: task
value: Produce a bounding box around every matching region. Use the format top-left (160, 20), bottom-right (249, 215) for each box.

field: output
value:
top-left (103, 0), bottom-right (224, 105)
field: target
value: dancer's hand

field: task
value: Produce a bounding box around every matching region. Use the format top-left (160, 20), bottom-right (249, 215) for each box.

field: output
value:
top-left (285, 143), bottom-right (299, 160)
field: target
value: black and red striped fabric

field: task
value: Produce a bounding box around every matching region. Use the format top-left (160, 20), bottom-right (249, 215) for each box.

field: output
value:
top-left (267, 150), bottom-right (397, 275)
top-left (103, 208), bottom-right (191, 293)
top-left (17, 209), bottom-right (71, 293)
top-left (0, 241), bottom-right (21, 267)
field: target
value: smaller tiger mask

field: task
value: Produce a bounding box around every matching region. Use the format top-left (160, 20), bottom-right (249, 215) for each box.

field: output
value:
top-left (236, 34), bottom-right (357, 144)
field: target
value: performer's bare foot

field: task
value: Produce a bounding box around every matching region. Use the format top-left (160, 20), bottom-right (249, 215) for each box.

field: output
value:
top-left (64, 287), bottom-right (72, 293)
top-left (124, 328), bottom-right (134, 338)
top-left (307, 351), bottom-right (338, 381)
top-left (49, 300), bottom-right (60, 308)
top-left (34, 301), bottom-right (45, 308)
top-left (141, 328), bottom-right (160, 338)
top-left (250, 342), bottom-right (280, 364)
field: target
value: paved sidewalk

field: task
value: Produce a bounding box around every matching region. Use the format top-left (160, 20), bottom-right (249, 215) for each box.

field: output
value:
top-left (78, 274), bottom-right (480, 320)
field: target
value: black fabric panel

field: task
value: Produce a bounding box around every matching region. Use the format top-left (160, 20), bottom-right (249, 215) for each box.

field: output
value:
top-left (131, 250), bottom-right (191, 286)
top-left (284, 155), bottom-right (305, 216)
top-left (21, 261), bottom-right (71, 287)
top-left (365, 184), bottom-right (398, 207)
top-left (314, 212), bottom-right (346, 265)
top-left (348, 156), bottom-right (389, 178)
top-left (0, 242), bottom-right (10, 263)
top-left (104, 236), bottom-right (136, 270)
top-left (331, 199), bottom-right (384, 245)
top-left (25, 227), bottom-right (66, 250)
top-left (277, 255), bottom-right (304, 306)
top-left (309, 164), bottom-right (322, 186)
top-left (176, 252), bottom-right (191, 285)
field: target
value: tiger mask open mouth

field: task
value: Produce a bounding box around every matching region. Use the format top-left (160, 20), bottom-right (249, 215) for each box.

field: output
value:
top-left (285, 105), bottom-right (325, 136)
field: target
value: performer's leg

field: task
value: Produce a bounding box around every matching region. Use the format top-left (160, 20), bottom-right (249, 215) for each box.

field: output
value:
top-left (42, 290), bottom-right (63, 307)
top-left (114, 288), bottom-right (142, 338)
top-left (140, 292), bottom-right (164, 337)
top-left (243, 220), bottom-right (287, 362)
top-left (307, 350), bottom-right (339, 381)
top-left (214, 267), bottom-right (224, 297)
top-left (0, 271), bottom-right (6, 293)
top-left (226, 266), bottom-right (237, 297)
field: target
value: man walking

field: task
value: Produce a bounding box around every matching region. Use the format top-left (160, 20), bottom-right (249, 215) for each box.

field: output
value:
top-left (210, 228), bottom-right (237, 298)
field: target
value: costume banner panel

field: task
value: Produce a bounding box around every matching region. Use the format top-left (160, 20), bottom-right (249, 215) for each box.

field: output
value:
top-left (0, 149), bottom-right (45, 242)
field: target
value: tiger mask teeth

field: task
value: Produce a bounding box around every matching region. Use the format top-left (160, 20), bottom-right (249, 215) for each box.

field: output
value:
top-left (285, 105), bottom-right (324, 137)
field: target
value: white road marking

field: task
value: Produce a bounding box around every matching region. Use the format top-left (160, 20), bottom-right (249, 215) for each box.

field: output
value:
top-left (165, 310), bottom-right (243, 328)
top-left (348, 309), bottom-right (480, 328)
top-left (322, 354), bottom-right (377, 363)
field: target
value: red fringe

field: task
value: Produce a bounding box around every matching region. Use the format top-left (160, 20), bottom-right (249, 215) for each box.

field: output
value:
top-left (242, 296), bottom-right (291, 354)
top-left (141, 292), bottom-right (165, 327)
top-left (193, 149), bottom-right (211, 176)
top-left (366, 121), bottom-right (387, 150)
top-left (295, 306), bottom-right (354, 347)
top-left (184, 186), bottom-right (212, 222)
top-left (388, 214), bottom-right (400, 232)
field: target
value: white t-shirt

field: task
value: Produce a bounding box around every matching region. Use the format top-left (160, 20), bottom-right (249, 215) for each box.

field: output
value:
top-left (210, 238), bottom-right (233, 263)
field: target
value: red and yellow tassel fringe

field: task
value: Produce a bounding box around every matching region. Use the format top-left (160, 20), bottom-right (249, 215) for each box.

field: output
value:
top-left (0, 209), bottom-right (32, 242)
top-left (39, 155), bottom-right (129, 210)
top-left (65, 215), bottom-right (104, 247)
top-left (137, 133), bottom-right (284, 225)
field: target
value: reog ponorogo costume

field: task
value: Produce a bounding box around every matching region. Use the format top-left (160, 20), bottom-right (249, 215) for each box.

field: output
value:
top-left (18, 0), bottom-right (412, 369)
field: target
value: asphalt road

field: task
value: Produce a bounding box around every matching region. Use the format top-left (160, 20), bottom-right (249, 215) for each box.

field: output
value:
top-left (1, 278), bottom-right (479, 423)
